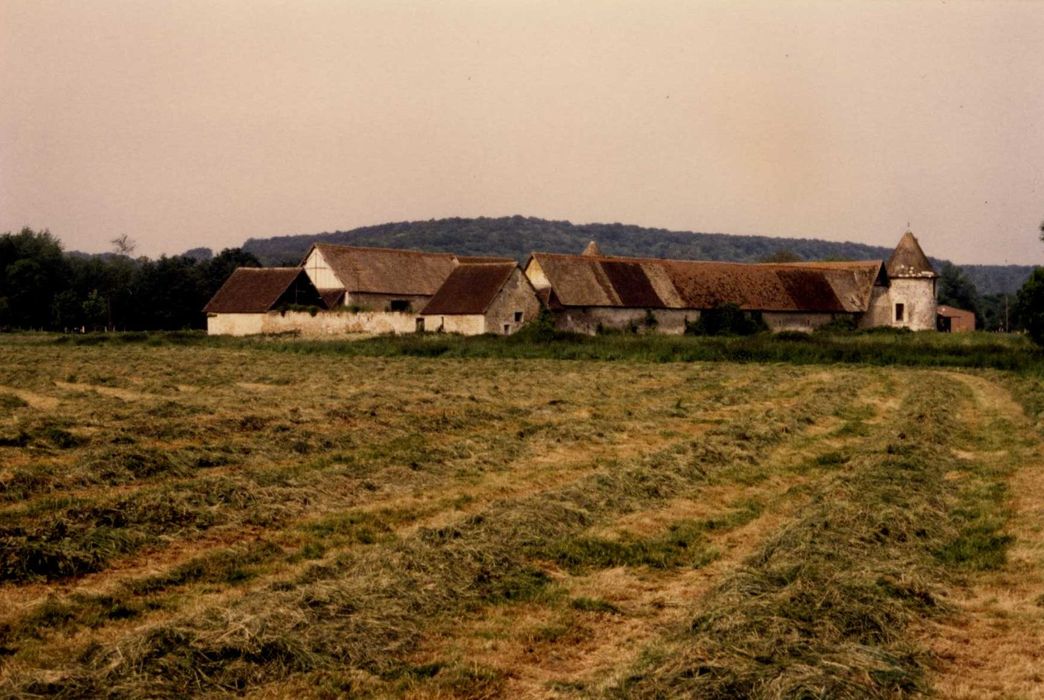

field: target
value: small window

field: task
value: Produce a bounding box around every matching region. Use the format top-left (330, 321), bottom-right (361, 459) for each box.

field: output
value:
top-left (389, 299), bottom-right (412, 312)
top-left (415, 317), bottom-right (425, 333)
top-left (895, 303), bottom-right (905, 322)
top-left (503, 324), bottom-right (510, 334)
top-left (514, 311), bottom-right (523, 323)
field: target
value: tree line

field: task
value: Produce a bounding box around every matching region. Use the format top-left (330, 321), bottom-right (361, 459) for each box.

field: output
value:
top-left (0, 228), bottom-right (260, 331)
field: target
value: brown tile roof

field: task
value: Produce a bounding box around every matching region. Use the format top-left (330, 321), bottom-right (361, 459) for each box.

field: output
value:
top-left (203, 268), bottom-right (322, 314)
top-left (420, 262), bottom-right (518, 315)
top-left (309, 244), bottom-right (513, 296)
top-left (887, 231), bottom-right (936, 278)
top-left (527, 253), bottom-right (885, 313)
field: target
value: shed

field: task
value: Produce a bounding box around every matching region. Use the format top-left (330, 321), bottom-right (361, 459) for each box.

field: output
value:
top-left (937, 305), bottom-right (976, 332)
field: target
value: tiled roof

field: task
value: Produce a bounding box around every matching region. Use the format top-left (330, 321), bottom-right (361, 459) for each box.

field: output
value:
top-left (310, 244), bottom-right (513, 295)
top-left (420, 262), bottom-right (518, 315)
top-left (203, 268), bottom-right (322, 313)
top-left (887, 231), bottom-right (937, 278)
top-left (527, 253), bottom-right (886, 313)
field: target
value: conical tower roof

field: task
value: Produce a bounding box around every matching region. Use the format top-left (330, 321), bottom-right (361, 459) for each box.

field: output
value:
top-left (581, 240), bottom-right (603, 257)
top-left (886, 231), bottom-right (936, 278)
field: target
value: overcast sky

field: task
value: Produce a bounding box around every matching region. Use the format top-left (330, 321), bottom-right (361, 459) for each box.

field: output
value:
top-left (2, 1), bottom-right (1042, 264)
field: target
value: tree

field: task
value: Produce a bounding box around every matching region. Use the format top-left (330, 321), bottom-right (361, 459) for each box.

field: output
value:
top-left (199, 248), bottom-right (261, 301)
top-left (759, 249), bottom-right (802, 263)
top-left (1015, 268), bottom-right (1044, 346)
top-left (937, 263), bottom-right (981, 326)
top-left (0, 228), bottom-right (70, 329)
top-left (110, 234), bottom-right (137, 256)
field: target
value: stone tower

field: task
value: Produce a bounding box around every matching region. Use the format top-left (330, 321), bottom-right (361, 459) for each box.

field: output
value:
top-left (885, 231), bottom-right (937, 330)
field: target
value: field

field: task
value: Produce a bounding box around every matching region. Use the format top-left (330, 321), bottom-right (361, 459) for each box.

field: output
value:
top-left (1, 333), bottom-right (1043, 698)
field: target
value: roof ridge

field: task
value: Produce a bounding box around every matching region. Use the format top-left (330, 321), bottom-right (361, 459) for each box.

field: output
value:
top-left (314, 242), bottom-right (459, 258)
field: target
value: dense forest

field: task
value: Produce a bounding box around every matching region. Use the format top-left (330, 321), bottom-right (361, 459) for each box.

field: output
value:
top-left (0, 218), bottom-right (1037, 332)
top-left (244, 215), bottom-right (1034, 296)
top-left (0, 228), bottom-right (259, 331)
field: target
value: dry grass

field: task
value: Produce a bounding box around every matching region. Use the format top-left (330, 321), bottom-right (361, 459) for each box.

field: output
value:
top-left (0, 336), bottom-right (1040, 698)
top-left (921, 374), bottom-right (1044, 699)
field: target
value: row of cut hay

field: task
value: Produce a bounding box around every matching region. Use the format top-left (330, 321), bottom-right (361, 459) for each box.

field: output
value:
top-left (1, 371), bottom-right (869, 697)
top-left (613, 374), bottom-right (1002, 698)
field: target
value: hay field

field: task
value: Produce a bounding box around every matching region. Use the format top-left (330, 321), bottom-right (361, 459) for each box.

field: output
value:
top-left (1, 337), bottom-right (1042, 698)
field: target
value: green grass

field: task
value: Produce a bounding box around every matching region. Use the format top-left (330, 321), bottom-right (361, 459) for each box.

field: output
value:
top-left (28, 327), bottom-right (1044, 371)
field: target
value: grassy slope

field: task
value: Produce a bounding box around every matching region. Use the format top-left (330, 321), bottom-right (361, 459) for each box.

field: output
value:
top-left (0, 334), bottom-right (1039, 697)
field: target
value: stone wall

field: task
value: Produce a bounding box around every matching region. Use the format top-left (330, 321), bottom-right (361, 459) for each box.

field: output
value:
top-left (887, 278), bottom-right (937, 331)
top-left (207, 310), bottom-right (419, 337)
top-left (762, 312), bottom-right (845, 332)
top-left (553, 308), bottom-right (693, 335)
top-left (420, 315), bottom-right (486, 335)
top-left (484, 269), bottom-right (543, 335)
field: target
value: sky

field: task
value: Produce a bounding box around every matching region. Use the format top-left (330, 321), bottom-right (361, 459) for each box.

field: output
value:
top-left (2, 1), bottom-right (1042, 264)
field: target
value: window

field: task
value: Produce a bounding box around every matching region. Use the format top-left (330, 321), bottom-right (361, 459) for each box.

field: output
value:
top-left (895, 303), bottom-right (905, 322)
top-left (389, 299), bottom-right (412, 312)
top-left (514, 311), bottom-right (523, 323)
top-left (415, 318), bottom-right (425, 333)
top-left (503, 324), bottom-right (510, 334)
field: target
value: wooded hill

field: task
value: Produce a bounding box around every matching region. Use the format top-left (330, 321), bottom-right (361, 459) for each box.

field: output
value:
top-left (242, 216), bottom-right (1033, 295)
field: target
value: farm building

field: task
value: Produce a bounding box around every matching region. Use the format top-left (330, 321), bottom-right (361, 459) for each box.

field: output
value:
top-left (418, 262), bottom-right (541, 335)
top-left (204, 267), bottom-right (328, 336)
top-left (205, 231), bottom-right (940, 337)
top-left (300, 243), bottom-right (512, 313)
top-left (937, 305), bottom-right (976, 332)
top-left (524, 232), bottom-right (937, 334)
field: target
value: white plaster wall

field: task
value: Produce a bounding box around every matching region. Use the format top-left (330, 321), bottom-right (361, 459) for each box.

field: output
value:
top-left (524, 258), bottom-right (550, 289)
top-left (302, 248), bottom-right (343, 290)
top-left (208, 311), bottom-right (419, 336)
top-left (207, 314), bottom-right (264, 336)
top-left (887, 278), bottom-right (937, 331)
top-left (421, 315), bottom-right (486, 335)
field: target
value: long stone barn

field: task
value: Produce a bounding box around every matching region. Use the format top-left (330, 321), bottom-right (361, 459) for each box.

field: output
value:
top-left (522, 233), bottom-right (937, 334)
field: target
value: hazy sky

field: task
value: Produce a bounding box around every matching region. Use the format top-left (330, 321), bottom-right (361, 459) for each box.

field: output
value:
top-left (2, 1), bottom-right (1042, 264)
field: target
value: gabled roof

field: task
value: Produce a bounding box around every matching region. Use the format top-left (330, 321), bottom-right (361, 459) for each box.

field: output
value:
top-left (887, 231), bottom-right (936, 278)
top-left (307, 244), bottom-right (513, 296)
top-left (420, 262), bottom-right (520, 315)
top-left (204, 268), bottom-right (322, 314)
top-left (526, 253), bottom-right (885, 313)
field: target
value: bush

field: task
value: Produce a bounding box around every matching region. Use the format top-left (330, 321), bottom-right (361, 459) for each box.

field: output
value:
top-left (685, 304), bottom-right (767, 336)
top-left (1015, 267), bottom-right (1044, 347)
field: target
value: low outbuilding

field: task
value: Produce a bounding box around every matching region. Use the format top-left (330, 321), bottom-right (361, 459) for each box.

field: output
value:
top-left (419, 262), bottom-right (541, 335)
top-left (203, 267), bottom-right (326, 336)
top-left (937, 305), bottom-right (976, 332)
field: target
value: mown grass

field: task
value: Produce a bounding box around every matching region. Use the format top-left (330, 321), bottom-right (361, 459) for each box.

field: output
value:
top-left (613, 376), bottom-right (1017, 698)
top-left (0, 334), bottom-right (1034, 698)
